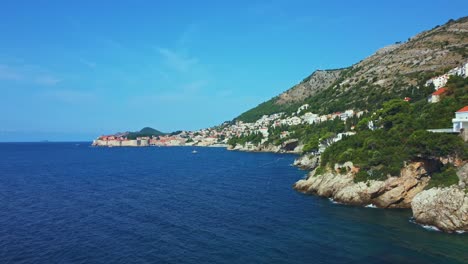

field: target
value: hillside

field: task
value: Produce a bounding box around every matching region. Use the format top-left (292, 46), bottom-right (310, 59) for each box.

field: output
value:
top-left (236, 17), bottom-right (468, 122)
top-left (126, 127), bottom-right (166, 139)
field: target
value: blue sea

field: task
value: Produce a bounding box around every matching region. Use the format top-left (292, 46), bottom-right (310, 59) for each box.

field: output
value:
top-left (0, 143), bottom-right (467, 264)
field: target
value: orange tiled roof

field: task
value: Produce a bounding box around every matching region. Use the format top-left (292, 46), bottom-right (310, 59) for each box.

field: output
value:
top-left (432, 87), bottom-right (447, 96)
top-left (456, 106), bottom-right (468, 113)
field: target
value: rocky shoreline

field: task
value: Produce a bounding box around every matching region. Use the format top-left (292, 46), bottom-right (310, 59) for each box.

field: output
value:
top-left (293, 159), bottom-right (468, 233)
top-left (294, 162), bottom-right (430, 208)
top-left (227, 141), bottom-right (304, 154)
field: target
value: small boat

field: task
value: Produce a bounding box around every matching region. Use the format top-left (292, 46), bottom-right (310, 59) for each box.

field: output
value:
top-left (192, 150), bottom-right (198, 154)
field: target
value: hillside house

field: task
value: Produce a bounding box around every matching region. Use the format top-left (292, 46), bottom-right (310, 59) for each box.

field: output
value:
top-left (428, 87), bottom-right (447, 103)
top-left (425, 74), bottom-right (449, 89)
top-left (297, 104), bottom-right (310, 114)
top-left (453, 106), bottom-right (468, 133)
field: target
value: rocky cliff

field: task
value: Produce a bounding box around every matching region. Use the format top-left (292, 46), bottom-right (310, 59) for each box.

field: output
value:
top-left (410, 163), bottom-right (468, 232)
top-left (228, 142), bottom-right (303, 154)
top-left (294, 159), bottom-right (468, 232)
top-left (412, 187), bottom-right (468, 232)
top-left (276, 69), bottom-right (343, 105)
top-left (293, 154), bottom-right (320, 170)
top-left (294, 161), bottom-right (431, 208)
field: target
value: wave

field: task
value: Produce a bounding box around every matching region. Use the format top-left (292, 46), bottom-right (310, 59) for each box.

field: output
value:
top-left (328, 198), bottom-right (343, 204)
top-left (409, 218), bottom-right (441, 232)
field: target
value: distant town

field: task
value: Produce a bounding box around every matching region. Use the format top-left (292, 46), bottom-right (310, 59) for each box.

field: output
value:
top-left (92, 106), bottom-right (365, 148)
top-left (93, 61), bottom-right (468, 151)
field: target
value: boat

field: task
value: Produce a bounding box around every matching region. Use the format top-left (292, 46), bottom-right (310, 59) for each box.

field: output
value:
top-left (192, 150), bottom-right (198, 153)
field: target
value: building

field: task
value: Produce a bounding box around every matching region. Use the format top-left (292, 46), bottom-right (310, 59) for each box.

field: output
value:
top-left (302, 112), bottom-right (319, 124)
top-left (425, 74), bottom-right (449, 89)
top-left (424, 61), bottom-right (468, 88)
top-left (448, 62), bottom-right (468, 78)
top-left (428, 87), bottom-right (447, 103)
top-left (453, 106), bottom-right (468, 132)
top-left (297, 104), bottom-right (310, 114)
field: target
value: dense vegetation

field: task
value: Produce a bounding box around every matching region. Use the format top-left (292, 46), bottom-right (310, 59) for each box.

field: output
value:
top-left (227, 132), bottom-right (263, 146)
top-left (235, 66), bottom-right (442, 123)
top-left (126, 127), bottom-right (166, 139)
top-left (320, 76), bottom-right (468, 183)
top-left (236, 98), bottom-right (300, 123)
top-left (231, 65), bottom-right (468, 186)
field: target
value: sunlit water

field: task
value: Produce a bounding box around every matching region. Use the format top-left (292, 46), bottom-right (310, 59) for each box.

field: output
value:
top-left (0, 143), bottom-right (466, 264)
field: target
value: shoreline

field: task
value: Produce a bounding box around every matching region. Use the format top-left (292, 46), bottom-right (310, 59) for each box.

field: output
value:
top-left (89, 142), bottom-right (468, 233)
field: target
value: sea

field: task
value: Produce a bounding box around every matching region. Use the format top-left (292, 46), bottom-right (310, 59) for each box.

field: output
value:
top-left (0, 142), bottom-right (467, 264)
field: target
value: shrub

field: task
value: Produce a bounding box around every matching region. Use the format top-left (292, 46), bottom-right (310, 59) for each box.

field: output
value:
top-left (426, 166), bottom-right (459, 189)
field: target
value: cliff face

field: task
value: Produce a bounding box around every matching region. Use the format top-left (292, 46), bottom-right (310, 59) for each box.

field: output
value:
top-left (293, 154), bottom-right (320, 170)
top-left (276, 69), bottom-right (343, 105)
top-left (294, 162), bottom-right (431, 208)
top-left (412, 187), bottom-right (468, 232)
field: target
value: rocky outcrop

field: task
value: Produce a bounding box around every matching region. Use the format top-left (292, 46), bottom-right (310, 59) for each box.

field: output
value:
top-left (228, 141), bottom-right (303, 154)
top-left (457, 163), bottom-right (468, 188)
top-left (276, 69), bottom-right (344, 105)
top-left (294, 161), bottom-right (431, 208)
top-left (411, 187), bottom-right (468, 232)
top-left (293, 154), bottom-right (320, 170)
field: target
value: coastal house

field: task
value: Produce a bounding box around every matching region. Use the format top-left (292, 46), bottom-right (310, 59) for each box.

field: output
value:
top-left (453, 106), bottom-right (468, 133)
top-left (258, 127), bottom-right (269, 137)
top-left (428, 87), bottom-right (447, 103)
top-left (302, 112), bottom-right (319, 124)
top-left (425, 74), bottom-right (449, 89)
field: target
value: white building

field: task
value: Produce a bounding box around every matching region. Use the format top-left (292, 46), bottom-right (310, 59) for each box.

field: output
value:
top-left (289, 116), bottom-right (302, 126)
top-left (333, 132), bottom-right (356, 142)
top-left (258, 127), bottom-right (269, 137)
top-left (425, 61), bottom-right (468, 89)
top-left (302, 112), bottom-right (319, 124)
top-left (297, 104), bottom-right (310, 114)
top-left (448, 62), bottom-right (468, 77)
top-left (425, 74), bottom-right (449, 89)
top-left (453, 106), bottom-right (468, 132)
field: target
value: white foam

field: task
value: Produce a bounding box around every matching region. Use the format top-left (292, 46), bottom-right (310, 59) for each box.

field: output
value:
top-left (328, 198), bottom-right (342, 204)
top-left (365, 204), bottom-right (377, 208)
top-left (409, 219), bottom-right (441, 232)
top-left (420, 224), bottom-right (441, 232)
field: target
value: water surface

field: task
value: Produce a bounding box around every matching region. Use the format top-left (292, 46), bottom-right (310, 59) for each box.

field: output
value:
top-left (0, 143), bottom-right (466, 263)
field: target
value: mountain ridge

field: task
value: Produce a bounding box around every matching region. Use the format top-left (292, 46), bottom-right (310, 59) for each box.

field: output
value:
top-left (236, 16), bottom-right (468, 122)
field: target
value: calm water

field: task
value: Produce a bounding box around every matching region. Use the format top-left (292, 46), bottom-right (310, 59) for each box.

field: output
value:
top-left (0, 143), bottom-right (467, 264)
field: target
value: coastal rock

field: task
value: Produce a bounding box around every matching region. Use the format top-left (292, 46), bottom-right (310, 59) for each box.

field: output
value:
top-left (228, 142), bottom-right (302, 154)
top-left (457, 163), bottom-right (468, 188)
top-left (293, 154), bottom-right (320, 170)
top-left (411, 187), bottom-right (468, 232)
top-left (293, 161), bottom-right (430, 209)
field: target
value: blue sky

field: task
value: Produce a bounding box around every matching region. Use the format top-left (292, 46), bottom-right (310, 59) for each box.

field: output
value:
top-left (1, 0), bottom-right (467, 141)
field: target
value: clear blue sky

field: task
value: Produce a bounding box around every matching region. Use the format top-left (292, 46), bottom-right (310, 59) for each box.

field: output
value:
top-left (1, 0), bottom-right (467, 141)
